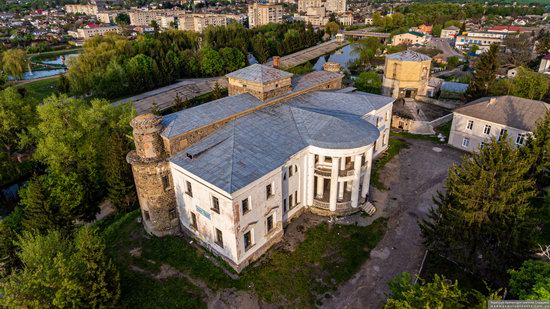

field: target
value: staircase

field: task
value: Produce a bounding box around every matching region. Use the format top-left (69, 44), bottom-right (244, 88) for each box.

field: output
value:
top-left (361, 201), bottom-right (377, 216)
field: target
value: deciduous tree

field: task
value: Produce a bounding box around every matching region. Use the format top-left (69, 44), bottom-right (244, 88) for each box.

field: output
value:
top-left (509, 260), bottom-right (550, 300)
top-left (2, 48), bottom-right (28, 80)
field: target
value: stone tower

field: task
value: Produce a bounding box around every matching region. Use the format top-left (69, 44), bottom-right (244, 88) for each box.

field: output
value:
top-left (127, 113), bottom-right (180, 236)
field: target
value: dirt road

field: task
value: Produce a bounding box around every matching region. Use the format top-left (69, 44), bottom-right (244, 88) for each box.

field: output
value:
top-left (321, 138), bottom-right (464, 309)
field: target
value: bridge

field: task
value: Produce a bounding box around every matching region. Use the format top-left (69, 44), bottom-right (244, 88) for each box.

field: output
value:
top-left (265, 39), bottom-right (349, 69)
top-left (342, 30), bottom-right (390, 42)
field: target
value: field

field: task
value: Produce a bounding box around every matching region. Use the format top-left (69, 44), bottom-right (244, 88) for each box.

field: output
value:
top-left (15, 77), bottom-right (59, 101)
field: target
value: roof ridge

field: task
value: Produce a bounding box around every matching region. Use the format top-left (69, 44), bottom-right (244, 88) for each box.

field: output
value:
top-left (288, 106), bottom-right (312, 147)
top-left (228, 122), bottom-right (237, 193)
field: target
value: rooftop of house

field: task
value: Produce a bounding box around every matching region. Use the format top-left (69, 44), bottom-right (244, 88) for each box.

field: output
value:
top-left (386, 50), bottom-right (431, 62)
top-left (444, 26), bottom-right (460, 30)
top-left (161, 70), bottom-right (342, 138)
top-left (455, 95), bottom-right (550, 132)
top-left (225, 64), bottom-right (293, 84)
top-left (441, 81), bottom-right (468, 94)
top-left (487, 25), bottom-right (524, 32)
top-left (170, 91), bottom-right (393, 193)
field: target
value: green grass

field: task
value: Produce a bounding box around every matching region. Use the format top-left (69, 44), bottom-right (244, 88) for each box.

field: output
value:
top-left (371, 138), bottom-right (409, 190)
top-left (102, 211), bottom-right (210, 308)
top-left (434, 121), bottom-right (452, 141)
top-left (391, 131), bottom-right (441, 143)
top-left (29, 48), bottom-right (81, 62)
top-left (15, 77), bottom-right (59, 101)
top-left (102, 210), bottom-right (388, 307)
top-left (241, 218), bottom-right (387, 307)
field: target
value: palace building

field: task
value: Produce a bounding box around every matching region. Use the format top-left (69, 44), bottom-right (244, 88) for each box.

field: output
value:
top-left (127, 62), bottom-right (394, 272)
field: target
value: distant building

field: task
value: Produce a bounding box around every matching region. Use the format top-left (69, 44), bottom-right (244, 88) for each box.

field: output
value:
top-left (417, 23), bottom-right (432, 34)
top-left (448, 96), bottom-right (550, 152)
top-left (129, 10), bottom-right (160, 26)
top-left (364, 16), bottom-right (373, 25)
top-left (455, 31), bottom-right (509, 52)
top-left (65, 4), bottom-right (99, 15)
top-left (127, 62), bottom-right (394, 272)
top-left (248, 3), bottom-right (283, 28)
top-left (391, 32), bottom-right (427, 46)
top-left (440, 26), bottom-right (460, 39)
top-left (70, 25), bottom-right (119, 40)
top-left (487, 25), bottom-right (527, 33)
top-left (298, 0), bottom-right (346, 14)
top-left (382, 50), bottom-right (432, 98)
top-left (297, 7), bottom-right (352, 27)
top-left (538, 54), bottom-right (550, 74)
top-left (178, 14), bottom-right (237, 32)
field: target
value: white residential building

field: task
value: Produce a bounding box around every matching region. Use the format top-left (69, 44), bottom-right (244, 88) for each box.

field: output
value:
top-left (298, 0), bottom-right (347, 14)
top-left (127, 63), bottom-right (394, 272)
top-left (448, 96), bottom-right (550, 152)
top-left (70, 26), bottom-right (119, 40)
top-left (391, 32), bottom-right (427, 46)
top-left (440, 26), bottom-right (460, 39)
top-left (178, 13), bottom-right (236, 32)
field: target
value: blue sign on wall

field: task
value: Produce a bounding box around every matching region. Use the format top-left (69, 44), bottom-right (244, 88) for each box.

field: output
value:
top-left (196, 205), bottom-right (211, 220)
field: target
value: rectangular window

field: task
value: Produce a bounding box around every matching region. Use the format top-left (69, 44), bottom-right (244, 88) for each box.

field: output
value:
top-left (162, 175), bottom-right (170, 191)
top-left (266, 184), bottom-right (273, 199)
top-left (266, 214), bottom-right (274, 233)
top-left (294, 190), bottom-right (298, 206)
top-left (186, 181), bottom-right (193, 197)
top-left (283, 198), bottom-right (287, 213)
top-left (143, 210), bottom-right (150, 221)
top-left (499, 128), bottom-right (507, 141)
top-left (462, 137), bottom-right (470, 148)
top-left (215, 228), bottom-right (223, 248)
top-left (289, 194), bottom-right (293, 209)
top-left (244, 231), bottom-right (252, 250)
top-left (211, 196), bottom-right (220, 214)
top-left (480, 142), bottom-right (485, 149)
top-left (483, 125), bottom-right (491, 135)
top-left (516, 133), bottom-right (526, 146)
top-left (467, 120), bottom-right (474, 130)
top-left (169, 208), bottom-right (177, 220)
top-left (242, 198), bottom-right (250, 214)
top-left (191, 212), bottom-right (198, 230)
top-left (289, 166), bottom-right (293, 177)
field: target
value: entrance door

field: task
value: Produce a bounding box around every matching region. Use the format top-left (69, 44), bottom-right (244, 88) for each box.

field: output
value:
top-left (405, 90), bottom-right (412, 98)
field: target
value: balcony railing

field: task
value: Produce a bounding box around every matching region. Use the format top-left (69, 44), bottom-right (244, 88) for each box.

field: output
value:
top-left (314, 162), bottom-right (367, 178)
top-left (312, 198), bottom-right (352, 210)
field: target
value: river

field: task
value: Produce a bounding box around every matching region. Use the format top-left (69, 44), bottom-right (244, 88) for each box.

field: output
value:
top-left (312, 44), bottom-right (359, 72)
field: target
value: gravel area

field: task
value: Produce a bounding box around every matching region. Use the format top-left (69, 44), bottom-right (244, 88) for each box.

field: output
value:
top-left (321, 138), bottom-right (464, 309)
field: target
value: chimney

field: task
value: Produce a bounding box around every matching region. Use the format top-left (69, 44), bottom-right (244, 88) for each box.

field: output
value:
top-left (272, 56), bottom-right (281, 69)
top-left (489, 97), bottom-right (497, 105)
top-left (323, 62), bottom-right (341, 73)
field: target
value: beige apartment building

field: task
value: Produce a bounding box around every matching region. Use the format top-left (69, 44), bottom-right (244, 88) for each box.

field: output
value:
top-left (391, 32), bottom-right (427, 46)
top-left (298, 0), bottom-right (347, 14)
top-left (382, 50), bottom-right (432, 99)
top-left (248, 3), bottom-right (283, 28)
top-left (448, 96), bottom-right (550, 152)
top-left (70, 26), bottom-right (119, 40)
top-left (178, 14), bottom-right (235, 32)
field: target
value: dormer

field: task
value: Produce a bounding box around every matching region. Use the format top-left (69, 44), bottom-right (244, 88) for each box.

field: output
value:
top-left (226, 63), bottom-right (293, 101)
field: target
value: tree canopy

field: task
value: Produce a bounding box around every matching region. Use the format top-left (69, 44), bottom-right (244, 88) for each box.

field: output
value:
top-left (509, 260), bottom-right (550, 300)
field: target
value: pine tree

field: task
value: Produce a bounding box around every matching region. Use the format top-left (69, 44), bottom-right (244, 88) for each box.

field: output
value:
top-left (74, 226), bottom-right (121, 308)
top-left (524, 111), bottom-right (550, 187)
top-left (467, 44), bottom-right (500, 100)
top-left (20, 175), bottom-right (73, 234)
top-left (104, 133), bottom-right (135, 212)
top-left (420, 136), bottom-right (538, 282)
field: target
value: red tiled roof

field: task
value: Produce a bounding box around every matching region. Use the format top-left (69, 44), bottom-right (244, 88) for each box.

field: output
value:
top-left (87, 22), bottom-right (99, 28)
top-left (488, 25), bottom-right (524, 32)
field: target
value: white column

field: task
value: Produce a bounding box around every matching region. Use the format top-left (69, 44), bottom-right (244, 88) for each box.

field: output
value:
top-left (351, 154), bottom-right (362, 208)
top-left (340, 157), bottom-right (346, 170)
top-left (338, 181), bottom-right (344, 201)
top-left (329, 157), bottom-right (340, 211)
top-left (319, 155), bottom-right (325, 165)
top-left (316, 176), bottom-right (324, 198)
top-left (307, 153), bottom-right (314, 206)
top-left (345, 180), bottom-right (352, 192)
top-left (361, 148), bottom-right (374, 197)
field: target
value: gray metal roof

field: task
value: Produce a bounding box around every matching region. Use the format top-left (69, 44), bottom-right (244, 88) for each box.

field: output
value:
top-left (225, 64), bottom-right (293, 83)
top-left (455, 95), bottom-right (550, 132)
top-left (441, 81), bottom-right (468, 93)
top-left (386, 50), bottom-right (431, 62)
top-left (171, 91), bottom-right (393, 193)
top-left (161, 93), bottom-right (263, 138)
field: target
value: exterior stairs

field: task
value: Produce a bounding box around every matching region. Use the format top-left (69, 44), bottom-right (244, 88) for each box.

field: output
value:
top-left (361, 201), bottom-right (377, 216)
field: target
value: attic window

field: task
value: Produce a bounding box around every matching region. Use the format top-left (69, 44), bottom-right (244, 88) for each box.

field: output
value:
top-left (187, 153), bottom-right (194, 159)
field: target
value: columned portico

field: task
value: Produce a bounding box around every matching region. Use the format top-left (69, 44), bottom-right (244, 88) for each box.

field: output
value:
top-left (309, 144), bottom-right (375, 216)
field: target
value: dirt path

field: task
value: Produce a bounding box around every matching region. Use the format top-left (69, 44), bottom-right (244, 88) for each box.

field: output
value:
top-left (321, 138), bottom-right (464, 309)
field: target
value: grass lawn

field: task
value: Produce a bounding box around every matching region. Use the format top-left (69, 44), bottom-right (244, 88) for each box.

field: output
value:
top-left (434, 121), bottom-right (452, 141)
top-left (371, 138), bottom-right (409, 190)
top-left (102, 210), bottom-right (388, 307)
top-left (242, 218), bottom-right (388, 307)
top-left (15, 77), bottom-right (59, 101)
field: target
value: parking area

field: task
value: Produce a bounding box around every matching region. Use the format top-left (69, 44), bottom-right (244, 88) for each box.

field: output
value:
top-left (321, 137), bottom-right (465, 309)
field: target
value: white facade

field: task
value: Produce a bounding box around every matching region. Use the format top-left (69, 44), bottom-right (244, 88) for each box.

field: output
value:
top-left (440, 26), bottom-right (459, 39)
top-left (392, 32), bottom-right (427, 46)
top-left (298, 0), bottom-right (347, 14)
top-left (248, 3), bottom-right (283, 28)
top-left (448, 112), bottom-right (530, 152)
top-left (71, 26), bottom-right (119, 40)
top-left (170, 103), bottom-right (392, 269)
